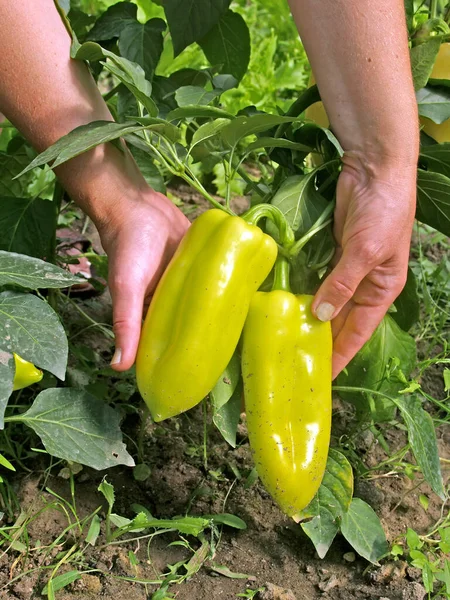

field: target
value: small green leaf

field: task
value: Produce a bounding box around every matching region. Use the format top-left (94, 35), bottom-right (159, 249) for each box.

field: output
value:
top-left (212, 379), bottom-right (242, 448)
top-left (85, 514), bottom-right (101, 546)
top-left (210, 352), bottom-right (241, 411)
top-left (191, 118), bottom-right (230, 148)
top-left (395, 396), bottom-right (445, 499)
top-left (175, 86), bottom-right (221, 107)
top-left (0, 451), bottom-right (15, 471)
top-left (406, 527), bottom-right (422, 551)
top-left (417, 85), bottom-right (450, 123)
top-left (0, 352), bottom-right (14, 428)
top-left (98, 479), bottom-right (115, 510)
top-left (198, 10), bottom-right (250, 82)
top-left (42, 571), bottom-right (82, 595)
top-left (410, 38), bottom-right (441, 91)
top-left (167, 105), bottom-right (234, 121)
top-left (205, 513), bottom-right (247, 529)
top-left (419, 494), bottom-right (429, 511)
top-left (340, 498), bottom-right (388, 564)
top-left (220, 114), bottom-right (297, 149)
top-left (443, 368), bottom-right (450, 392)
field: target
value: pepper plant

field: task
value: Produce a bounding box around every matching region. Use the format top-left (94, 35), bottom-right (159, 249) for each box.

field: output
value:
top-left (0, 0), bottom-right (448, 574)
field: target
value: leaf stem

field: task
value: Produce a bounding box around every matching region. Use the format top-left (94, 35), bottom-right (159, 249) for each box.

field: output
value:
top-left (289, 199), bottom-right (336, 258)
top-left (243, 204), bottom-right (295, 248)
top-left (271, 256), bottom-right (291, 292)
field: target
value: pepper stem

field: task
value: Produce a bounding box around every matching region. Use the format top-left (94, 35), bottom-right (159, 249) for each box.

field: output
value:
top-left (272, 256), bottom-right (292, 292)
top-left (242, 204), bottom-right (295, 249)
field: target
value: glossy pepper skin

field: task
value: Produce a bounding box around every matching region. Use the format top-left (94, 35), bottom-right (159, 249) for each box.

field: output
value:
top-left (136, 209), bottom-right (278, 422)
top-left (242, 290), bottom-right (332, 518)
top-left (13, 353), bottom-right (43, 391)
top-left (421, 43), bottom-right (450, 142)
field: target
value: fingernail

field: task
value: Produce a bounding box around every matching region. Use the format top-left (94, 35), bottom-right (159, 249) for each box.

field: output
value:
top-left (110, 347), bottom-right (122, 366)
top-left (316, 302), bottom-right (335, 322)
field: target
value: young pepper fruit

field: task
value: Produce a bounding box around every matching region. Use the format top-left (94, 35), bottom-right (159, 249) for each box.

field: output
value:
top-left (13, 353), bottom-right (43, 391)
top-left (242, 257), bottom-right (332, 519)
top-left (136, 207), bottom-right (284, 422)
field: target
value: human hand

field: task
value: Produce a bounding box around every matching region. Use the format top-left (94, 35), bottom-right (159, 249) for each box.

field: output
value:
top-left (98, 188), bottom-right (190, 371)
top-left (311, 152), bottom-right (417, 379)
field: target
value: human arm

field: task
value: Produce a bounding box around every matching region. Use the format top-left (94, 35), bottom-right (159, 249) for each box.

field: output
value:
top-left (0, 0), bottom-right (190, 370)
top-left (287, 0), bottom-right (419, 378)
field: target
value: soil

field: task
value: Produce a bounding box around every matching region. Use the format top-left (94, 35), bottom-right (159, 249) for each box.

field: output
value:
top-left (0, 189), bottom-right (449, 600)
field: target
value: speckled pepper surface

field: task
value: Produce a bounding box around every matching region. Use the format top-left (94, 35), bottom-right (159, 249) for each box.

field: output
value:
top-left (242, 260), bottom-right (332, 518)
top-left (13, 353), bottom-right (43, 391)
top-left (136, 208), bottom-right (278, 422)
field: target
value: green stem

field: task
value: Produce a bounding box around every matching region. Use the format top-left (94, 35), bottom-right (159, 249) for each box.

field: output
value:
top-left (289, 199), bottom-right (336, 257)
top-left (103, 83), bottom-right (122, 102)
top-left (431, 0), bottom-right (438, 19)
top-left (48, 182), bottom-right (64, 312)
top-left (242, 204), bottom-right (295, 248)
top-left (271, 256), bottom-right (291, 292)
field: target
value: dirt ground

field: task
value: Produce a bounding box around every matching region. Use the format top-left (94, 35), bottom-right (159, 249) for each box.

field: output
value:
top-left (0, 187), bottom-right (449, 600)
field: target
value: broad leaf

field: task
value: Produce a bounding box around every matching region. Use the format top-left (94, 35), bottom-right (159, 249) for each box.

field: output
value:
top-left (417, 168), bottom-right (450, 236)
top-left (0, 291), bottom-right (67, 380)
top-left (118, 19), bottom-right (166, 80)
top-left (198, 10), bottom-right (250, 82)
top-left (420, 143), bottom-right (450, 178)
top-left (191, 118), bottom-right (230, 148)
top-left (0, 251), bottom-right (79, 289)
top-left (0, 150), bottom-right (34, 198)
top-left (86, 2), bottom-right (137, 41)
top-left (19, 389), bottom-right (134, 469)
top-left (269, 173), bottom-right (328, 238)
top-left (163, 0), bottom-right (231, 56)
top-left (396, 396), bottom-right (445, 499)
top-left (221, 114), bottom-right (297, 149)
top-left (175, 86), bottom-right (221, 107)
top-left (167, 105), bottom-right (234, 121)
top-left (410, 38), bottom-right (441, 91)
top-left (392, 267), bottom-right (420, 331)
top-left (17, 121), bottom-right (169, 177)
top-left (416, 85), bottom-right (450, 123)
top-left (299, 449), bottom-right (353, 558)
top-left (0, 352), bottom-right (14, 428)
top-left (336, 315), bottom-right (416, 422)
top-left (0, 197), bottom-right (54, 259)
top-left (340, 498), bottom-right (388, 564)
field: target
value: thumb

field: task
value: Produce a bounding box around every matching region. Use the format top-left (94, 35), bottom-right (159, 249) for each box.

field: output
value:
top-left (109, 276), bottom-right (147, 371)
top-left (312, 244), bottom-right (374, 322)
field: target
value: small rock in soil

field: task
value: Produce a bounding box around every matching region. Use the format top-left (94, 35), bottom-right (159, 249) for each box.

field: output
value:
top-left (402, 581), bottom-right (427, 600)
top-left (318, 574), bottom-right (340, 593)
top-left (343, 552), bottom-right (356, 562)
top-left (257, 582), bottom-right (296, 600)
top-left (406, 566), bottom-right (423, 581)
top-left (74, 574), bottom-right (102, 594)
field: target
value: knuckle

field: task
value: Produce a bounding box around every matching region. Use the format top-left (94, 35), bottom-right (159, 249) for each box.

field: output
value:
top-left (331, 276), bottom-right (355, 299)
top-left (356, 241), bottom-right (383, 265)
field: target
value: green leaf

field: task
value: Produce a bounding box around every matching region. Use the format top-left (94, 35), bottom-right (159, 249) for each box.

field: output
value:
top-left (299, 449), bottom-right (354, 559)
top-left (221, 114), bottom-right (297, 149)
top-left (0, 451), bottom-right (15, 471)
top-left (86, 2), bottom-right (137, 41)
top-left (420, 143), bottom-right (450, 178)
top-left (163, 0), bottom-right (231, 56)
top-left (0, 352), bottom-right (14, 428)
top-left (395, 396), bottom-right (445, 499)
top-left (191, 118), bottom-right (230, 148)
top-left (340, 498), bottom-right (388, 564)
top-left (417, 168), bottom-right (450, 236)
top-left (336, 315), bottom-right (416, 422)
top-left (206, 513), bottom-right (247, 529)
top-left (209, 564), bottom-right (249, 579)
top-left (85, 514), bottom-right (101, 546)
top-left (404, 0), bottom-right (414, 32)
top-left (444, 368), bottom-right (450, 392)
top-left (416, 85), bottom-right (450, 123)
top-left (0, 150), bottom-right (35, 198)
top-left (129, 147), bottom-right (166, 193)
top-left (198, 10), bottom-right (250, 82)
top-left (245, 137), bottom-right (312, 155)
top-left (410, 38), bottom-right (441, 91)
top-left (269, 173), bottom-right (328, 239)
top-left (0, 291), bottom-right (67, 380)
top-left (0, 197), bottom-right (54, 259)
top-left (42, 571), bottom-right (82, 595)
top-left (118, 18), bottom-right (166, 80)
top-left (174, 85), bottom-right (220, 107)
top-left (392, 267), bottom-right (420, 331)
top-left (210, 352), bottom-right (241, 411)
top-left (167, 105), bottom-right (234, 121)
top-left (73, 42), bottom-right (158, 116)
top-left (0, 251), bottom-right (80, 289)
top-left (212, 380), bottom-right (242, 448)
top-left (18, 389), bottom-right (135, 469)
top-left (98, 479), bottom-right (115, 509)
